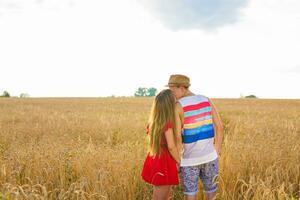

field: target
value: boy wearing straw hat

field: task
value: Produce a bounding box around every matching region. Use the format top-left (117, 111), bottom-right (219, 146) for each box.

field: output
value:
top-left (167, 74), bottom-right (224, 200)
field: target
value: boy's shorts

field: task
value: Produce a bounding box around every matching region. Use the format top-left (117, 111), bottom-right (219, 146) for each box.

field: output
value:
top-left (180, 158), bottom-right (219, 195)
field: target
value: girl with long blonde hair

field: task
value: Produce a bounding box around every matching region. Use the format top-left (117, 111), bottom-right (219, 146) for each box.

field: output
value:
top-left (141, 89), bottom-right (181, 200)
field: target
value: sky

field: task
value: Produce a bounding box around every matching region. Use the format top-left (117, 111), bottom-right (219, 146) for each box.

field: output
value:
top-left (0, 0), bottom-right (299, 98)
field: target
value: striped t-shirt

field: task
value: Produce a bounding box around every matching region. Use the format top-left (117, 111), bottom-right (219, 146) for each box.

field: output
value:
top-left (178, 95), bottom-right (218, 166)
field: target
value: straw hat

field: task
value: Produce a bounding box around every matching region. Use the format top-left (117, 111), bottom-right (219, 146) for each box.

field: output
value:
top-left (166, 74), bottom-right (191, 87)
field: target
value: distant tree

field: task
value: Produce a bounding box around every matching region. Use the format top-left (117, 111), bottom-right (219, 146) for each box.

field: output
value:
top-left (0, 91), bottom-right (10, 97)
top-left (245, 95), bottom-right (258, 99)
top-left (134, 87), bottom-right (147, 97)
top-left (134, 87), bottom-right (157, 97)
top-left (147, 87), bottom-right (157, 97)
top-left (20, 93), bottom-right (30, 98)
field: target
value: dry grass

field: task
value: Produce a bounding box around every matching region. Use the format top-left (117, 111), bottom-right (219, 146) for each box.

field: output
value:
top-left (0, 97), bottom-right (299, 200)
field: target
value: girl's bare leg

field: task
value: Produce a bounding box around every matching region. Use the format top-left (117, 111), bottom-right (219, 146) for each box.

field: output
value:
top-left (167, 186), bottom-right (173, 200)
top-left (153, 185), bottom-right (171, 200)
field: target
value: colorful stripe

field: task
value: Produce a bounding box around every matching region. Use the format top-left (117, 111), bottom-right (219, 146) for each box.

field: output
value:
top-left (183, 124), bottom-right (214, 136)
top-left (184, 111), bottom-right (212, 124)
top-left (183, 101), bottom-right (210, 112)
top-left (182, 129), bottom-right (214, 143)
top-left (184, 107), bottom-right (212, 117)
top-left (184, 119), bottom-right (213, 129)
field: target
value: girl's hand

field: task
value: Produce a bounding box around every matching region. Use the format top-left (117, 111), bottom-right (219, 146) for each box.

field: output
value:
top-left (176, 163), bottom-right (181, 173)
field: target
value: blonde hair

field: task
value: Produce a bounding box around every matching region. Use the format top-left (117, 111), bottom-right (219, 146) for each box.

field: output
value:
top-left (148, 89), bottom-right (177, 156)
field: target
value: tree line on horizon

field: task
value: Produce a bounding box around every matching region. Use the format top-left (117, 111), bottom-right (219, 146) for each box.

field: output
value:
top-left (0, 89), bottom-right (258, 98)
top-left (134, 88), bottom-right (258, 98)
top-left (0, 91), bottom-right (30, 98)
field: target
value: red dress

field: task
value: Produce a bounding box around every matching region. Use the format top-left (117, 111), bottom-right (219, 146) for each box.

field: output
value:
top-left (141, 122), bottom-right (179, 186)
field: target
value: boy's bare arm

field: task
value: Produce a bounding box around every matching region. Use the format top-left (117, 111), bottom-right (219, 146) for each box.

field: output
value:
top-left (210, 99), bottom-right (224, 156)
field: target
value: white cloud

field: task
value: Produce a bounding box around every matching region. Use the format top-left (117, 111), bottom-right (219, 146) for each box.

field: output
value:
top-left (139, 0), bottom-right (250, 31)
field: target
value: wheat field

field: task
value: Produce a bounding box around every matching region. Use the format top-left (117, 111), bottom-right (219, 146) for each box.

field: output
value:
top-left (0, 97), bottom-right (299, 200)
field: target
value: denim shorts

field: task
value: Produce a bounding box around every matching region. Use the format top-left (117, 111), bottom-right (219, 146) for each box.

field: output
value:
top-left (180, 158), bottom-right (219, 195)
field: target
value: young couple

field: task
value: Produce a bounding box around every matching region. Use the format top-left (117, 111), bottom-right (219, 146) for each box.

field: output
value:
top-left (141, 74), bottom-right (224, 200)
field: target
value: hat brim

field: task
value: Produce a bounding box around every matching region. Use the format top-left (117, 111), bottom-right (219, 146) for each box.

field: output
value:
top-left (165, 83), bottom-right (190, 87)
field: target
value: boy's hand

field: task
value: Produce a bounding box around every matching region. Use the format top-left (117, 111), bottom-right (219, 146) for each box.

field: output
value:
top-left (214, 144), bottom-right (221, 156)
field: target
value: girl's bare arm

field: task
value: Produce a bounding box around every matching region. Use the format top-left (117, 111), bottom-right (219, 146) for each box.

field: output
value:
top-left (165, 128), bottom-right (181, 164)
top-left (175, 103), bottom-right (183, 157)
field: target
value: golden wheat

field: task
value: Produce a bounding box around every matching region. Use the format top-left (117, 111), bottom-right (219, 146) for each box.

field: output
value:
top-left (0, 97), bottom-right (299, 200)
